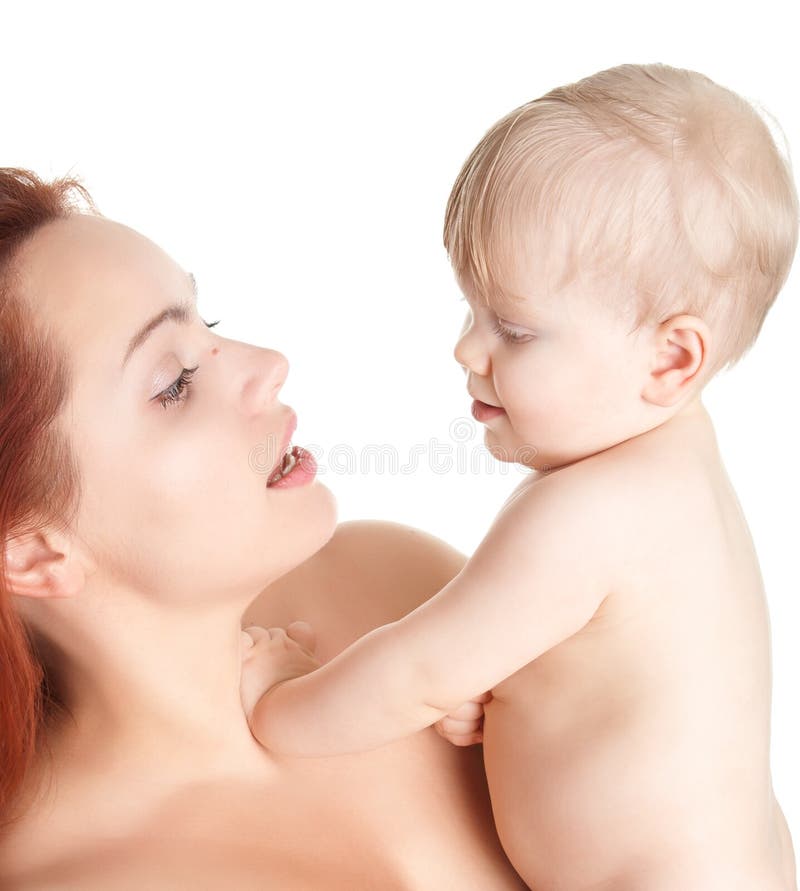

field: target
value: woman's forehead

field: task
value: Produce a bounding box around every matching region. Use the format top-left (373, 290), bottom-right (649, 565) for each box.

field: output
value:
top-left (20, 215), bottom-right (175, 300)
top-left (19, 216), bottom-right (185, 342)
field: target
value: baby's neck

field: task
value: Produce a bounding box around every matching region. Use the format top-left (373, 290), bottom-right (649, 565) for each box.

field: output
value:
top-left (624, 393), bottom-right (717, 462)
top-left (534, 394), bottom-right (713, 480)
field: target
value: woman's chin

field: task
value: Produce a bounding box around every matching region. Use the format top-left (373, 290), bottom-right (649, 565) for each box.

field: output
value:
top-left (312, 481), bottom-right (339, 544)
top-left (241, 486), bottom-right (336, 617)
top-left (299, 480), bottom-right (339, 555)
top-left (260, 480), bottom-right (338, 580)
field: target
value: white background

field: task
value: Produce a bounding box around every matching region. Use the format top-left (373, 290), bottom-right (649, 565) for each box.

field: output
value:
top-left (4, 0), bottom-right (798, 856)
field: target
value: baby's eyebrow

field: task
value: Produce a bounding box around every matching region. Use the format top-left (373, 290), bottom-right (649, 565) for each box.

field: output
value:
top-left (492, 295), bottom-right (541, 324)
top-left (459, 275), bottom-right (544, 324)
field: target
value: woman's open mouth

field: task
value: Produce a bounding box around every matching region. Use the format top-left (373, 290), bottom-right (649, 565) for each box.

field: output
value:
top-left (266, 444), bottom-right (317, 489)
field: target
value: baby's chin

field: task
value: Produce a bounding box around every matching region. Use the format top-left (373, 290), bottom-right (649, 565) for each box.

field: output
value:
top-left (483, 427), bottom-right (543, 469)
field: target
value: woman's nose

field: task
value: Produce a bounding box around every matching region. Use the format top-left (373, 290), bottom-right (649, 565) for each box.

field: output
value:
top-left (265, 349), bottom-right (289, 399)
top-left (242, 348), bottom-right (289, 414)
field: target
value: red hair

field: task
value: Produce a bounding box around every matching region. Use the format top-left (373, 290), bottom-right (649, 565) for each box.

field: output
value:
top-left (0, 167), bottom-right (100, 829)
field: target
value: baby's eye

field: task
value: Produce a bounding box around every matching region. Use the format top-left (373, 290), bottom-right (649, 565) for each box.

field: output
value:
top-left (492, 320), bottom-right (534, 344)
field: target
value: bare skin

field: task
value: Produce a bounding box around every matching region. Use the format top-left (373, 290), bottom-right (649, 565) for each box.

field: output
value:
top-left (241, 272), bottom-right (798, 889)
top-left (0, 521), bottom-right (527, 890)
top-left (482, 409), bottom-right (797, 890)
top-left (0, 215), bottom-right (526, 889)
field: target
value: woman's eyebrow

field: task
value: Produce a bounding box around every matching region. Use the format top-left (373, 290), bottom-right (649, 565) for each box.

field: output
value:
top-left (121, 272), bottom-right (198, 371)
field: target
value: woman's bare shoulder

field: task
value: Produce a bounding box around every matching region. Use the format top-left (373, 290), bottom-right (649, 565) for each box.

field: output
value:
top-left (325, 519), bottom-right (467, 611)
top-left (243, 521), bottom-right (467, 644)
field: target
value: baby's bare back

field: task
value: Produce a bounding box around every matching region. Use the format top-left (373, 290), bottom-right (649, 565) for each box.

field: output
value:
top-left (484, 415), bottom-right (796, 890)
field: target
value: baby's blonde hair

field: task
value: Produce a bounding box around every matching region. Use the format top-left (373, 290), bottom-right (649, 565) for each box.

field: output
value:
top-left (443, 63), bottom-right (799, 379)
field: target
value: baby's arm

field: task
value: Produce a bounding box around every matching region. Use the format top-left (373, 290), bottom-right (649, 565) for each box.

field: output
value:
top-left (247, 472), bottom-right (616, 757)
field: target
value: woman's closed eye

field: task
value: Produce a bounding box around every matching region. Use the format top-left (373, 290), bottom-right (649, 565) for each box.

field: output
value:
top-left (154, 319), bottom-right (221, 410)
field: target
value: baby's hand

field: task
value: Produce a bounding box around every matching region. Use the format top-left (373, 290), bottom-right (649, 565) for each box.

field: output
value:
top-left (240, 621), bottom-right (320, 724)
top-left (432, 690), bottom-right (492, 746)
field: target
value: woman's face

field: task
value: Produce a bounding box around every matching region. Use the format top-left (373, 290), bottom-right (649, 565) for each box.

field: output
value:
top-left (16, 213), bottom-right (337, 607)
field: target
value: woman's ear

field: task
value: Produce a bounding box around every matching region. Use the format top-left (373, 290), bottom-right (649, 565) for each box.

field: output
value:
top-left (641, 313), bottom-right (712, 408)
top-left (4, 528), bottom-right (88, 600)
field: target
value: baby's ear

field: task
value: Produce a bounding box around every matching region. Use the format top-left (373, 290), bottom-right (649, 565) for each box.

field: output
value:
top-left (640, 313), bottom-right (712, 408)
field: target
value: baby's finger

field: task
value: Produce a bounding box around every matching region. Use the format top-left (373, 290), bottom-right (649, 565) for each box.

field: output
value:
top-left (445, 700), bottom-right (485, 721)
top-left (448, 732), bottom-right (483, 747)
top-left (436, 715), bottom-right (482, 736)
top-left (433, 723), bottom-right (483, 746)
top-left (285, 620), bottom-right (316, 655)
top-left (242, 625), bottom-right (270, 643)
top-left (242, 626), bottom-right (290, 652)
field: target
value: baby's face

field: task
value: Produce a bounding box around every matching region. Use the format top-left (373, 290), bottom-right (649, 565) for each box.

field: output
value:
top-left (454, 273), bottom-right (656, 472)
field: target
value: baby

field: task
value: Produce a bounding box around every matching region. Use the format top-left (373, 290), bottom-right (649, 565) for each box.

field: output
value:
top-left (240, 63), bottom-right (798, 890)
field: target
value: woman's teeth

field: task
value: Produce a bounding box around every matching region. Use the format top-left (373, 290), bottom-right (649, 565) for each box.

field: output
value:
top-left (268, 445), bottom-right (296, 485)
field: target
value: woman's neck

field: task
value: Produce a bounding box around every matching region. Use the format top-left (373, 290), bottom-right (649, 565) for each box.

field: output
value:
top-left (24, 588), bottom-right (282, 796)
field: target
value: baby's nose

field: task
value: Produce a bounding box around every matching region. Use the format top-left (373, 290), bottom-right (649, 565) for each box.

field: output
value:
top-left (454, 329), bottom-right (490, 377)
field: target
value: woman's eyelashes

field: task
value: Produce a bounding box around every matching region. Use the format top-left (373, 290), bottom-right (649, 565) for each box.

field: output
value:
top-left (154, 318), bottom-right (221, 410)
top-left (157, 366), bottom-right (199, 410)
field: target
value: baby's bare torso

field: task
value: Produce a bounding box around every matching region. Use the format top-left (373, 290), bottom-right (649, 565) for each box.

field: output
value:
top-left (484, 410), bottom-right (796, 890)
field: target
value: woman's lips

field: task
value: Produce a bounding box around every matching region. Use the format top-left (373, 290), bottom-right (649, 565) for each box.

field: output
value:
top-left (471, 398), bottom-right (506, 423)
top-left (266, 445), bottom-right (317, 489)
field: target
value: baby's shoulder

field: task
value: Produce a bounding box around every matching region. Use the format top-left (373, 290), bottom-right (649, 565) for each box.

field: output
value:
top-left (547, 419), bottom-right (712, 505)
top-left (511, 427), bottom-right (713, 559)
top-left (511, 435), bottom-right (661, 518)
top-left (542, 420), bottom-right (733, 585)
